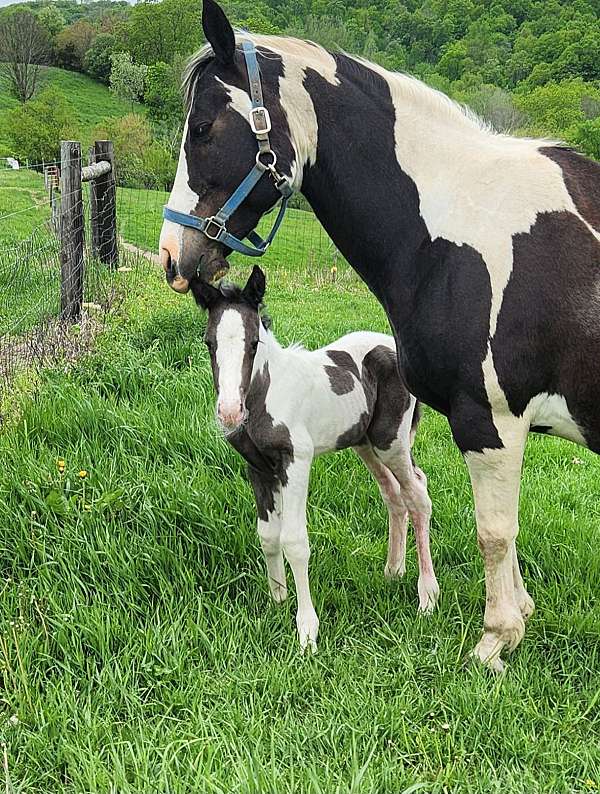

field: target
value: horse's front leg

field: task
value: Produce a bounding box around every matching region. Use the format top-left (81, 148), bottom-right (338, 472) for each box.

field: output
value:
top-left (279, 451), bottom-right (319, 653)
top-left (463, 423), bottom-right (529, 672)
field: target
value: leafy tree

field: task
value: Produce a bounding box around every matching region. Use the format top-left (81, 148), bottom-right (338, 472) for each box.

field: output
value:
top-left (84, 32), bottom-right (116, 82)
top-left (55, 19), bottom-right (95, 71)
top-left (567, 117), bottom-right (600, 159)
top-left (0, 9), bottom-right (49, 102)
top-left (7, 86), bottom-right (74, 163)
top-left (144, 60), bottom-right (184, 124)
top-left (38, 5), bottom-right (66, 38)
top-left (109, 51), bottom-right (147, 108)
top-left (514, 78), bottom-right (600, 136)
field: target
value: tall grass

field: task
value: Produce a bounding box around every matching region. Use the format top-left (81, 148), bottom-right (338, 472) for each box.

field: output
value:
top-left (0, 251), bottom-right (598, 792)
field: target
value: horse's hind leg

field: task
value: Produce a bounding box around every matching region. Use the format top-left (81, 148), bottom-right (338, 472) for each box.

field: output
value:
top-left (354, 444), bottom-right (409, 579)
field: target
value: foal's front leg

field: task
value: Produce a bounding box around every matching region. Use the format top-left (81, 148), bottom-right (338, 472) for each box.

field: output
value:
top-left (247, 468), bottom-right (287, 603)
top-left (280, 452), bottom-right (319, 652)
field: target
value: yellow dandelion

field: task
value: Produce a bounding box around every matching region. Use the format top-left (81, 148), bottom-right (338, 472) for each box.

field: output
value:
top-left (79, 470), bottom-right (88, 479)
top-left (57, 458), bottom-right (65, 469)
top-left (585, 780), bottom-right (597, 790)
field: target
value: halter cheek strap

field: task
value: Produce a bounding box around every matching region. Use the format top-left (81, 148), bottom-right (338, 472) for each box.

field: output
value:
top-left (163, 39), bottom-right (293, 261)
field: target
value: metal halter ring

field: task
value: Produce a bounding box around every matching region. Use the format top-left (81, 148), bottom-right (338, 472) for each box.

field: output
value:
top-left (256, 149), bottom-right (277, 170)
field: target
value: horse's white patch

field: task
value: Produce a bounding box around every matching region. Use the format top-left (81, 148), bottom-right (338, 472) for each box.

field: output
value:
top-left (216, 309), bottom-right (246, 411)
top-left (529, 392), bottom-right (588, 446)
top-left (159, 114), bottom-right (199, 266)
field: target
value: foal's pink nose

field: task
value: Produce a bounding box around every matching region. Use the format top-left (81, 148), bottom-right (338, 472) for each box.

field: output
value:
top-left (218, 402), bottom-right (245, 428)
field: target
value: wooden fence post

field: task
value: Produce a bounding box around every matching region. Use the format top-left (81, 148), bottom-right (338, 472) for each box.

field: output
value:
top-left (91, 140), bottom-right (118, 268)
top-left (60, 140), bottom-right (84, 322)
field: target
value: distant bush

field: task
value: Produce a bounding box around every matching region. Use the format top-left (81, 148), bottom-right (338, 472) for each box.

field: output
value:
top-left (93, 112), bottom-right (176, 187)
top-left (84, 32), bottom-right (117, 83)
top-left (144, 60), bottom-right (184, 124)
top-left (109, 51), bottom-right (147, 107)
top-left (7, 86), bottom-right (75, 163)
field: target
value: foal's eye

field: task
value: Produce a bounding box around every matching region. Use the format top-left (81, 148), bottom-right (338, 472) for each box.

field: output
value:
top-left (204, 338), bottom-right (213, 350)
top-left (250, 340), bottom-right (259, 353)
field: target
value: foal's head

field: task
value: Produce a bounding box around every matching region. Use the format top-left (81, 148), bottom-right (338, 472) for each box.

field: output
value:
top-left (192, 265), bottom-right (267, 431)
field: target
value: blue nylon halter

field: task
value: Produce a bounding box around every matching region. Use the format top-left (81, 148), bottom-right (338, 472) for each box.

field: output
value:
top-left (163, 39), bottom-right (293, 260)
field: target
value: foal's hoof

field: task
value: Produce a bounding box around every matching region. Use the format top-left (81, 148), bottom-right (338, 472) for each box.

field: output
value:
top-left (384, 561), bottom-right (406, 580)
top-left (297, 614), bottom-right (319, 655)
top-left (417, 576), bottom-right (440, 614)
top-left (269, 580), bottom-right (288, 604)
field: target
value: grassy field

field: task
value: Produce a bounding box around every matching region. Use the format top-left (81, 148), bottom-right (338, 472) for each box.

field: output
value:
top-left (0, 230), bottom-right (598, 792)
top-left (0, 67), bottom-right (143, 159)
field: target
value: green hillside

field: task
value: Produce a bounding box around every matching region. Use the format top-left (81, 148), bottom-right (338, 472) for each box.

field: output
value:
top-left (0, 66), bottom-right (143, 158)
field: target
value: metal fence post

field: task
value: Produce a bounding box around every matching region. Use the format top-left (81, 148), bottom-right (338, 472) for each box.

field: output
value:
top-left (60, 140), bottom-right (84, 322)
top-left (92, 140), bottom-right (118, 268)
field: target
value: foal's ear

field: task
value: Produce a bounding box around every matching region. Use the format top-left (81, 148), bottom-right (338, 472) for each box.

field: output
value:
top-left (190, 279), bottom-right (221, 310)
top-left (242, 265), bottom-right (266, 308)
top-left (202, 0), bottom-right (236, 67)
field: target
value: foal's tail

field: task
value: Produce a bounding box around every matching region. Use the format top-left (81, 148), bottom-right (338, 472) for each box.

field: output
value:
top-left (409, 399), bottom-right (421, 447)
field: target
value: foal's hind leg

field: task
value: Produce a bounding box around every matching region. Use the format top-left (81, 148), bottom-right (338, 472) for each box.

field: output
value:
top-left (371, 441), bottom-right (440, 613)
top-left (354, 444), bottom-right (409, 578)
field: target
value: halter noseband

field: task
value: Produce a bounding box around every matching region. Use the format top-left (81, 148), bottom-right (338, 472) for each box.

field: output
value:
top-left (163, 40), bottom-right (293, 261)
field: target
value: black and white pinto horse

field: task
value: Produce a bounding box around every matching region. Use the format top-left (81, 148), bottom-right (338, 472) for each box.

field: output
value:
top-left (160, 0), bottom-right (600, 670)
top-left (192, 265), bottom-right (439, 651)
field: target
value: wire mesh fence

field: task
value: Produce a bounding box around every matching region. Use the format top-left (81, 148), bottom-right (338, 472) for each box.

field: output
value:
top-left (0, 144), bottom-right (353, 387)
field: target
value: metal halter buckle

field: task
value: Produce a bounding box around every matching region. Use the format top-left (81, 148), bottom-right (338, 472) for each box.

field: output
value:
top-left (249, 106), bottom-right (271, 135)
top-left (203, 216), bottom-right (226, 240)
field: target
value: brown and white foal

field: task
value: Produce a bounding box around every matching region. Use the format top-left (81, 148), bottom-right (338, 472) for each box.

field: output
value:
top-left (193, 266), bottom-right (439, 651)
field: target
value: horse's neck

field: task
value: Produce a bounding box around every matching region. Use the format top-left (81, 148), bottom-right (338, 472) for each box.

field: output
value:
top-left (299, 56), bottom-right (492, 310)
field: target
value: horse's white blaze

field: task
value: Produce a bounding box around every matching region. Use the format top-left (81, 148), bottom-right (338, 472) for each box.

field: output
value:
top-left (216, 309), bottom-right (246, 413)
top-left (159, 115), bottom-right (199, 266)
top-left (217, 77), bottom-right (253, 120)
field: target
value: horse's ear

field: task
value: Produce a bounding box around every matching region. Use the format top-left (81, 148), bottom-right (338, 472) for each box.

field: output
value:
top-left (242, 265), bottom-right (266, 308)
top-left (191, 279), bottom-right (221, 310)
top-left (202, 0), bottom-right (235, 67)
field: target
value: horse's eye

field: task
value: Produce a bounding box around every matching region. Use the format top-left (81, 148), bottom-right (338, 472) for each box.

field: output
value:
top-left (250, 340), bottom-right (259, 353)
top-left (192, 121), bottom-right (213, 140)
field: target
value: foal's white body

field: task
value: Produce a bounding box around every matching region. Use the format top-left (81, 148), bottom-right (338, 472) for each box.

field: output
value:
top-left (220, 316), bottom-right (439, 651)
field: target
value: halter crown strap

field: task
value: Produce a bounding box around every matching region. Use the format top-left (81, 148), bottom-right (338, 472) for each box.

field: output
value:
top-left (162, 39), bottom-right (293, 261)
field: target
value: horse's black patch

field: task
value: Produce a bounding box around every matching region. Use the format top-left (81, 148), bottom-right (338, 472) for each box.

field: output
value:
top-left (541, 147), bottom-right (600, 233)
top-left (301, 55), bottom-right (502, 454)
top-left (492, 210), bottom-right (600, 452)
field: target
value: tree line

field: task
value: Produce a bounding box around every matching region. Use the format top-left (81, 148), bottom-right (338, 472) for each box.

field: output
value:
top-left (1, 0), bottom-right (599, 181)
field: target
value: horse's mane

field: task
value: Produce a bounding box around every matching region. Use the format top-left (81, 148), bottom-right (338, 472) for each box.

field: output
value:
top-left (182, 33), bottom-right (491, 135)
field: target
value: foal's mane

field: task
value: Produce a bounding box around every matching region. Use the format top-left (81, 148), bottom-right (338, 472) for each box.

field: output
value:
top-left (218, 281), bottom-right (272, 330)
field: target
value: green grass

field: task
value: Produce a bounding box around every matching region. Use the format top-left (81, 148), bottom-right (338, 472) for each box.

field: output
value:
top-left (0, 249), bottom-right (598, 792)
top-left (0, 67), bottom-right (143, 158)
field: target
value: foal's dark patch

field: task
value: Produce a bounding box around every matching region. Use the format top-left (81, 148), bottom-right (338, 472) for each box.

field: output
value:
top-left (541, 147), bottom-right (600, 233)
top-left (363, 345), bottom-right (411, 451)
top-left (335, 411), bottom-right (370, 449)
top-left (325, 349), bottom-right (360, 395)
top-left (228, 362), bottom-right (294, 520)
